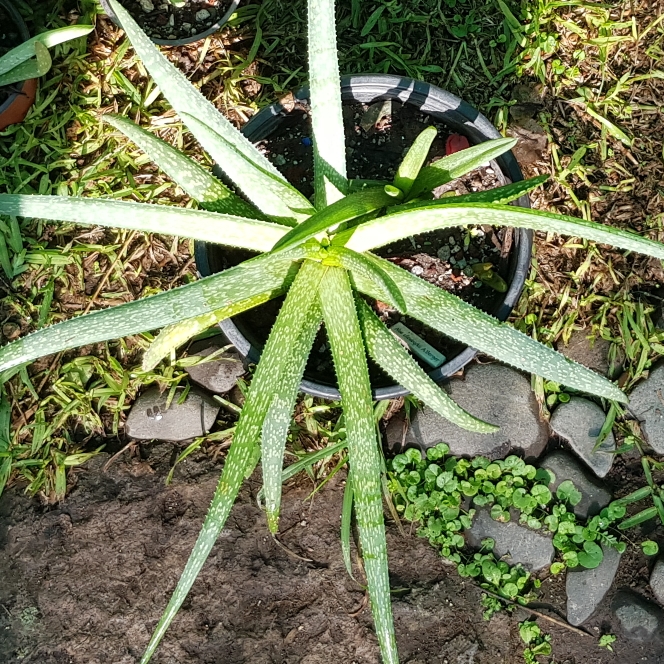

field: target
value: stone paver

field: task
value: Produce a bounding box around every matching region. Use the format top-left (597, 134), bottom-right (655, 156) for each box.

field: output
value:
top-left (539, 450), bottom-right (611, 519)
top-left (385, 363), bottom-right (548, 459)
top-left (628, 364), bottom-right (664, 454)
top-left (549, 398), bottom-right (615, 477)
top-left (650, 557), bottom-right (664, 606)
top-left (559, 330), bottom-right (621, 378)
top-left (612, 590), bottom-right (664, 643)
top-left (466, 509), bottom-right (555, 572)
top-left (185, 338), bottom-right (245, 394)
top-left (126, 386), bottom-right (219, 442)
top-left (566, 544), bottom-right (622, 625)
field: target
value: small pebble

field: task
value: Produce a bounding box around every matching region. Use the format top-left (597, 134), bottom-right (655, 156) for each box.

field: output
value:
top-left (301, 137), bottom-right (312, 146)
top-left (411, 266), bottom-right (424, 276)
top-left (139, 0), bottom-right (154, 11)
top-left (196, 8), bottom-right (211, 21)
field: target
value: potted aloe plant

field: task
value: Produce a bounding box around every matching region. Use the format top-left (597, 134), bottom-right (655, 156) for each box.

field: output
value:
top-left (0, 0), bottom-right (92, 130)
top-left (0, 0), bottom-right (662, 661)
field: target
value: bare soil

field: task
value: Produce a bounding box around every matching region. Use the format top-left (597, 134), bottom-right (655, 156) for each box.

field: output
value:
top-left (1, 446), bottom-right (662, 664)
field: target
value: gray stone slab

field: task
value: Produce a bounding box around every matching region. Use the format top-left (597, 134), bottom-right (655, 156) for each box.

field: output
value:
top-left (540, 450), bottom-right (611, 519)
top-left (466, 509), bottom-right (555, 571)
top-left (126, 386), bottom-right (219, 442)
top-left (650, 558), bottom-right (664, 606)
top-left (388, 363), bottom-right (548, 460)
top-left (185, 338), bottom-right (245, 394)
top-left (566, 544), bottom-right (621, 625)
top-left (549, 398), bottom-right (615, 478)
top-left (559, 330), bottom-right (622, 378)
top-left (612, 590), bottom-right (664, 642)
top-left (628, 364), bottom-right (664, 454)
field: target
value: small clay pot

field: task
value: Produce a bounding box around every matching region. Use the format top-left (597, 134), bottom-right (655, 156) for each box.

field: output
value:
top-left (0, 0), bottom-right (37, 130)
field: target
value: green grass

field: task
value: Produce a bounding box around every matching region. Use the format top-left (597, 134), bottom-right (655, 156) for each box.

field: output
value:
top-left (1, 0), bottom-right (663, 503)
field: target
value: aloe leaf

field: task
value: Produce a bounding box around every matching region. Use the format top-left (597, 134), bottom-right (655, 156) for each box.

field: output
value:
top-left (0, 42), bottom-right (51, 87)
top-left (107, 0), bottom-right (282, 181)
top-left (0, 25), bottom-right (93, 76)
top-left (307, 0), bottom-right (347, 206)
top-left (180, 112), bottom-right (315, 224)
top-left (351, 254), bottom-right (627, 403)
top-left (356, 299), bottom-right (497, 433)
top-left (109, 0), bottom-right (312, 222)
top-left (348, 179), bottom-right (391, 192)
top-left (344, 203), bottom-right (664, 261)
top-left (394, 126), bottom-right (437, 195)
top-left (341, 474), bottom-right (363, 584)
top-left (140, 260), bottom-right (324, 663)
top-left (319, 266), bottom-right (398, 664)
top-left (104, 114), bottom-right (263, 220)
top-left (0, 248), bottom-right (305, 374)
top-left (329, 246), bottom-right (407, 313)
top-left (391, 174), bottom-right (549, 214)
top-left (142, 290), bottom-right (283, 371)
top-left (272, 188), bottom-right (395, 252)
top-left (262, 262), bottom-right (326, 533)
top-left (0, 195), bottom-right (287, 253)
top-left (408, 137), bottom-right (517, 199)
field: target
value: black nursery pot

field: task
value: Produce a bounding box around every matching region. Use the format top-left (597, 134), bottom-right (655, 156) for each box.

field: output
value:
top-left (99, 0), bottom-right (241, 46)
top-left (195, 74), bottom-right (533, 401)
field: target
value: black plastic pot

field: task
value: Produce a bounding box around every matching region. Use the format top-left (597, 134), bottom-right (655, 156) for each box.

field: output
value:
top-left (99, 0), bottom-right (241, 46)
top-left (0, 0), bottom-right (38, 130)
top-left (195, 74), bottom-right (533, 400)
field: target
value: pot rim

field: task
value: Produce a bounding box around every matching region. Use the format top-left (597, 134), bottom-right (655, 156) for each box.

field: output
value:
top-left (98, 0), bottom-right (241, 47)
top-left (0, 0), bottom-right (33, 117)
top-left (196, 73), bottom-right (533, 400)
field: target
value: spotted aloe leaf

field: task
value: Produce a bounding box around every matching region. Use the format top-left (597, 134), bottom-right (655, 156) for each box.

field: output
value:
top-left (262, 263), bottom-right (326, 533)
top-left (142, 290), bottom-right (286, 372)
top-left (355, 299), bottom-right (497, 433)
top-left (107, 0), bottom-right (314, 224)
top-left (140, 260), bottom-right (325, 663)
top-left (307, 0), bottom-right (347, 206)
top-left (0, 42), bottom-right (51, 87)
top-left (319, 266), bottom-right (399, 664)
top-left (0, 195), bottom-right (287, 252)
top-left (0, 248), bottom-right (305, 375)
top-left (350, 253), bottom-right (628, 403)
top-left (408, 137), bottom-right (517, 199)
top-left (390, 174), bottom-right (549, 214)
top-left (180, 112), bottom-right (315, 224)
top-left (343, 203), bottom-right (664, 262)
top-left (104, 114), bottom-right (263, 220)
top-left (272, 187), bottom-right (395, 252)
top-left (329, 246), bottom-right (407, 313)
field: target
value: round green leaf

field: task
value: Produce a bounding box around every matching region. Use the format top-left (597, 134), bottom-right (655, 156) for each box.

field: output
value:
top-left (557, 480), bottom-right (583, 506)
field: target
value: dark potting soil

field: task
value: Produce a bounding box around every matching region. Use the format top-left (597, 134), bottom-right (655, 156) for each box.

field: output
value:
top-left (0, 7), bottom-right (24, 106)
top-left (1, 447), bottom-right (661, 663)
top-left (225, 101), bottom-right (514, 388)
top-left (117, 0), bottom-right (231, 42)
